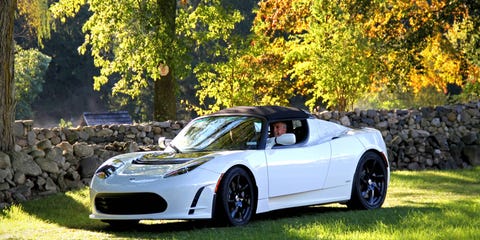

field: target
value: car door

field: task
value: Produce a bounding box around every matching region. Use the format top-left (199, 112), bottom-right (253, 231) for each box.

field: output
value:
top-left (265, 142), bottom-right (331, 197)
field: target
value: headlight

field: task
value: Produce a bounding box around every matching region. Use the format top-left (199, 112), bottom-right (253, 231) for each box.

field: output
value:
top-left (95, 159), bottom-right (124, 179)
top-left (163, 157), bottom-right (211, 178)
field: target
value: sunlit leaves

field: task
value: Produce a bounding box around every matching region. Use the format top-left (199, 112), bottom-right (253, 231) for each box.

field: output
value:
top-left (409, 34), bottom-right (462, 94)
top-left (362, 0), bottom-right (478, 108)
top-left (17, 0), bottom-right (52, 45)
top-left (14, 45), bottom-right (51, 119)
top-left (52, 0), bottom-right (244, 118)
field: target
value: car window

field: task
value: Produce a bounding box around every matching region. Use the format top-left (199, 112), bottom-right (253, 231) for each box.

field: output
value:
top-left (172, 116), bottom-right (263, 152)
top-left (293, 120), bottom-right (308, 143)
top-left (269, 119), bottom-right (308, 146)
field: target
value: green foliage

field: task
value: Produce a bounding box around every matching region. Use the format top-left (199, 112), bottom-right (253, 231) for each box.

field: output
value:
top-left (454, 80), bottom-right (480, 103)
top-left (17, 0), bottom-right (52, 46)
top-left (58, 118), bottom-right (73, 128)
top-left (14, 45), bottom-right (51, 119)
top-left (181, 0), bottom-right (245, 114)
top-left (46, 0), bottom-right (480, 117)
top-left (356, 86), bottom-right (449, 110)
top-left (51, 0), bottom-right (245, 119)
top-left (287, 0), bottom-right (375, 111)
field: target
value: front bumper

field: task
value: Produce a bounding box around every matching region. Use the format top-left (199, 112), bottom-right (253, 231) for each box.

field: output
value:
top-left (89, 168), bottom-right (221, 220)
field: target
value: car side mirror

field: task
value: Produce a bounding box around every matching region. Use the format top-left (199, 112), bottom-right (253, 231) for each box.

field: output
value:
top-left (275, 133), bottom-right (296, 146)
top-left (158, 137), bottom-right (172, 149)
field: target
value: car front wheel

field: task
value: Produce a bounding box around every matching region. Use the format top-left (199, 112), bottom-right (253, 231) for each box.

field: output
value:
top-left (347, 151), bottom-right (388, 210)
top-left (215, 167), bottom-right (256, 226)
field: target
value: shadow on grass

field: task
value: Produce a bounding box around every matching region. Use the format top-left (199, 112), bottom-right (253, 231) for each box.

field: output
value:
top-left (102, 205), bottom-right (449, 239)
top-left (14, 191), bottom-right (479, 239)
top-left (12, 194), bottom-right (450, 238)
top-left (14, 167), bottom-right (479, 238)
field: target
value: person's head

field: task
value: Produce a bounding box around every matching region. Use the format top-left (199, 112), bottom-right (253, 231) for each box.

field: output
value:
top-left (272, 121), bottom-right (287, 137)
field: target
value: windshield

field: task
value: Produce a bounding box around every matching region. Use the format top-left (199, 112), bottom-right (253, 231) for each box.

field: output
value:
top-left (171, 116), bottom-right (263, 152)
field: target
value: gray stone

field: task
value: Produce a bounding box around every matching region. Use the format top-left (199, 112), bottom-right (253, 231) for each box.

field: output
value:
top-left (125, 142), bottom-right (139, 153)
top-left (45, 147), bottom-right (61, 162)
top-left (405, 146), bottom-right (417, 156)
top-left (73, 142), bottom-right (94, 158)
top-left (65, 130), bottom-right (79, 143)
top-left (30, 149), bottom-right (45, 158)
top-left (390, 135), bottom-right (402, 145)
top-left (96, 128), bottom-right (114, 138)
top-left (82, 126), bottom-right (95, 137)
top-left (319, 111), bottom-right (332, 120)
top-left (339, 116), bottom-right (351, 126)
top-left (412, 130), bottom-right (430, 138)
top-left (43, 129), bottom-right (55, 139)
top-left (376, 121), bottom-right (388, 130)
top-left (45, 177), bottom-right (57, 192)
top-left (36, 139), bottom-right (52, 150)
top-left (462, 145), bottom-right (480, 166)
top-left (10, 152), bottom-right (42, 176)
top-left (77, 130), bottom-right (90, 141)
top-left (35, 157), bottom-right (60, 174)
top-left (14, 172), bottom-right (26, 185)
top-left (79, 156), bottom-right (103, 178)
top-left (50, 136), bottom-right (62, 145)
top-left (0, 152), bottom-right (11, 169)
top-left (0, 182), bottom-right (9, 191)
top-left (0, 169), bottom-right (12, 182)
top-left (431, 118), bottom-right (441, 127)
top-left (27, 131), bottom-right (37, 146)
top-left (13, 121), bottom-right (25, 137)
top-left (407, 162), bottom-right (420, 170)
top-left (37, 176), bottom-right (46, 187)
top-left (56, 141), bottom-right (74, 155)
top-left (152, 126), bottom-right (163, 135)
top-left (461, 133), bottom-right (477, 145)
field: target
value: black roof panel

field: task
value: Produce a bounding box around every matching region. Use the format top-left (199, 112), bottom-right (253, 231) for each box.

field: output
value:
top-left (210, 106), bottom-right (312, 121)
top-left (82, 111), bottom-right (132, 126)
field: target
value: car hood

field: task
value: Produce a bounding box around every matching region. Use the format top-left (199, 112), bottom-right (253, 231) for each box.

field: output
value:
top-left (115, 151), bottom-right (214, 176)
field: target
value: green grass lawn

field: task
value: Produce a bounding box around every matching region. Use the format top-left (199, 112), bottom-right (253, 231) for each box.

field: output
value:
top-left (1, 167), bottom-right (479, 240)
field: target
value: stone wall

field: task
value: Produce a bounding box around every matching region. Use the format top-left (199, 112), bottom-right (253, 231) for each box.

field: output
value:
top-left (0, 102), bottom-right (479, 208)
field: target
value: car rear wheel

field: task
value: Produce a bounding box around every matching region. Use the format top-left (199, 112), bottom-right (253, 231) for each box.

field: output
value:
top-left (347, 151), bottom-right (388, 210)
top-left (215, 167), bottom-right (256, 226)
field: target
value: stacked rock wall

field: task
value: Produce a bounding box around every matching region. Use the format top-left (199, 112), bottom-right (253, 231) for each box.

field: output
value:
top-left (0, 102), bottom-right (478, 208)
top-left (315, 102), bottom-right (479, 170)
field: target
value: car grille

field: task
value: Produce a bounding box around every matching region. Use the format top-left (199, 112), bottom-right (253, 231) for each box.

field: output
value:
top-left (95, 192), bottom-right (167, 215)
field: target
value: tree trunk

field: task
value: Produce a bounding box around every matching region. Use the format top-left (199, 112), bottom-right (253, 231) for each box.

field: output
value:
top-left (0, 0), bottom-right (17, 152)
top-left (154, 70), bottom-right (176, 121)
top-left (153, 0), bottom-right (177, 121)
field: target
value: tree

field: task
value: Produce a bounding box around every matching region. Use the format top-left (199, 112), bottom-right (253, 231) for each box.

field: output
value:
top-left (0, 0), bottom-right (17, 152)
top-left (1, 0), bottom-right (52, 151)
top-left (361, 0), bottom-right (480, 108)
top-left (51, 0), bottom-right (179, 120)
top-left (51, 0), bottom-right (242, 121)
top-left (14, 45), bottom-right (51, 119)
top-left (287, 0), bottom-right (375, 111)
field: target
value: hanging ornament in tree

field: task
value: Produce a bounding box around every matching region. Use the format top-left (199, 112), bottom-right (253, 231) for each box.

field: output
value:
top-left (159, 63), bottom-right (169, 76)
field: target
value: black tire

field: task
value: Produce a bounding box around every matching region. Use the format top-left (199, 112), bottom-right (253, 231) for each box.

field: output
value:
top-left (215, 167), bottom-right (256, 226)
top-left (347, 151), bottom-right (388, 210)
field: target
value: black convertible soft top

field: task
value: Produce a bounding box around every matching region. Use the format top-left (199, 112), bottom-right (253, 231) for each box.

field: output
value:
top-left (210, 106), bottom-right (313, 121)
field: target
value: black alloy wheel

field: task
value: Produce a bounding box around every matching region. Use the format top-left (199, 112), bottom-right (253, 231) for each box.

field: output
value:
top-left (347, 151), bottom-right (388, 210)
top-left (216, 167), bottom-right (256, 226)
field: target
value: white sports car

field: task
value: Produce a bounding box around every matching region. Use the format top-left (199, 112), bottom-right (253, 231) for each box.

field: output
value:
top-left (90, 106), bottom-right (390, 226)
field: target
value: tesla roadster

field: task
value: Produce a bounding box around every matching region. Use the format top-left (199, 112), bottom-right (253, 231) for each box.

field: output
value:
top-left (90, 106), bottom-right (390, 226)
